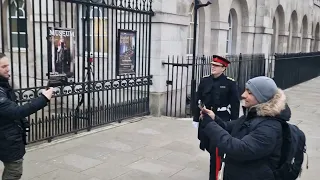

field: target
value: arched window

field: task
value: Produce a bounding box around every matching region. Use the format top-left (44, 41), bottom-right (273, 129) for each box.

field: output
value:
top-left (270, 17), bottom-right (277, 54)
top-left (226, 13), bottom-right (233, 54)
top-left (84, 7), bottom-right (108, 55)
top-left (186, 6), bottom-right (199, 57)
top-left (8, 0), bottom-right (27, 49)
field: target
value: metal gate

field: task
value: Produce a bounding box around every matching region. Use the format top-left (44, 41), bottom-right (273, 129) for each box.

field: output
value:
top-left (0, 0), bottom-right (153, 144)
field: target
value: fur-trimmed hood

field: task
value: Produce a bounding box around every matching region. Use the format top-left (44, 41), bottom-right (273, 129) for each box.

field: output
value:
top-left (249, 88), bottom-right (291, 121)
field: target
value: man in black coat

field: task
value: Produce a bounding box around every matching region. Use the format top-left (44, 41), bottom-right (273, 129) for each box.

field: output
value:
top-left (200, 76), bottom-right (290, 180)
top-left (0, 53), bottom-right (53, 180)
top-left (193, 55), bottom-right (240, 180)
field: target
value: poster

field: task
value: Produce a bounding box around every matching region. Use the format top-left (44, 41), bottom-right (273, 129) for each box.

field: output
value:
top-left (47, 27), bottom-right (75, 83)
top-left (116, 29), bottom-right (136, 76)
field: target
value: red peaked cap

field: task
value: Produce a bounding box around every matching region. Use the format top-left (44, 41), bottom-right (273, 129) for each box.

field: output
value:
top-left (211, 55), bottom-right (230, 67)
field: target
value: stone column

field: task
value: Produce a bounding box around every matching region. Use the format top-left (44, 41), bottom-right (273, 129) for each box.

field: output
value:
top-left (149, 8), bottom-right (190, 116)
top-left (278, 31), bottom-right (289, 53)
top-left (316, 39), bottom-right (320, 51)
top-left (252, 27), bottom-right (273, 55)
top-left (310, 37), bottom-right (315, 52)
top-left (291, 33), bottom-right (301, 53)
top-left (302, 35), bottom-right (312, 52)
top-left (241, 26), bottom-right (255, 54)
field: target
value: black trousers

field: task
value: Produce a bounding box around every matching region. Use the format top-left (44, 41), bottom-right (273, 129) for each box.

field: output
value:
top-left (209, 151), bottom-right (217, 180)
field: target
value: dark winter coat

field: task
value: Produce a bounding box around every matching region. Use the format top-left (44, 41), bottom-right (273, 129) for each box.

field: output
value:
top-left (0, 78), bottom-right (49, 162)
top-left (201, 89), bottom-right (291, 180)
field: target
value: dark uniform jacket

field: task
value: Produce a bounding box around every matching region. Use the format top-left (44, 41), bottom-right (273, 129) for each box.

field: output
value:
top-left (0, 78), bottom-right (49, 162)
top-left (193, 74), bottom-right (240, 151)
top-left (200, 89), bottom-right (290, 180)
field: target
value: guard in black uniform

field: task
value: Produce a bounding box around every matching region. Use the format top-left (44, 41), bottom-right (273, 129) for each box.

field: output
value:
top-left (192, 55), bottom-right (240, 180)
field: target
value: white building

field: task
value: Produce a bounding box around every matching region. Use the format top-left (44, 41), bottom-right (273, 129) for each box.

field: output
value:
top-left (149, 0), bottom-right (320, 116)
top-left (151, 0), bottom-right (320, 57)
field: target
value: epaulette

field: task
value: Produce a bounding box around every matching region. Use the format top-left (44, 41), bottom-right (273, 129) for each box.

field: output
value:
top-left (227, 77), bottom-right (235, 81)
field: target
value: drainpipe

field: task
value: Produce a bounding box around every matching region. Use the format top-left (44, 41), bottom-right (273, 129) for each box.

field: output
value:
top-left (252, 0), bottom-right (258, 54)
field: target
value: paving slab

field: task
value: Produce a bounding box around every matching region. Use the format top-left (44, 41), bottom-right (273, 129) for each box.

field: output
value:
top-left (0, 77), bottom-right (319, 179)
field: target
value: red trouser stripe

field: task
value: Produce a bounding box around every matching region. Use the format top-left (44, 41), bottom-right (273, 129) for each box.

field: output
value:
top-left (215, 148), bottom-right (221, 180)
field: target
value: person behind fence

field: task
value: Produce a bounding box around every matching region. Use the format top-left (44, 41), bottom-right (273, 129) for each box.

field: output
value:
top-left (192, 55), bottom-right (240, 180)
top-left (199, 76), bottom-right (291, 180)
top-left (0, 53), bottom-right (54, 180)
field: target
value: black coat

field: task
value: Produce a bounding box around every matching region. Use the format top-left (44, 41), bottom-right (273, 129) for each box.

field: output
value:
top-left (193, 74), bottom-right (240, 122)
top-left (193, 74), bottom-right (240, 151)
top-left (0, 79), bottom-right (49, 162)
top-left (201, 89), bottom-right (291, 180)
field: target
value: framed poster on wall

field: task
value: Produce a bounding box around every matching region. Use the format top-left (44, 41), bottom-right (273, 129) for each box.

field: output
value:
top-left (116, 29), bottom-right (137, 76)
top-left (47, 27), bottom-right (75, 83)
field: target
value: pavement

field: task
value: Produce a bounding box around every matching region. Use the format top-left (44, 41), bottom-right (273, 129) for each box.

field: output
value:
top-left (0, 77), bottom-right (320, 180)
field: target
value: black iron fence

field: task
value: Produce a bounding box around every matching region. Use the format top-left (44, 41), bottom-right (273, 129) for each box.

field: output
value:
top-left (163, 52), bottom-right (320, 118)
top-left (1, 0), bottom-right (153, 144)
top-left (162, 54), bottom-right (270, 117)
top-left (273, 52), bottom-right (320, 89)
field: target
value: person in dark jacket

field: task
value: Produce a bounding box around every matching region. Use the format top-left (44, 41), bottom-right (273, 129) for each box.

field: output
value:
top-left (193, 55), bottom-right (240, 180)
top-left (199, 76), bottom-right (290, 180)
top-left (0, 53), bottom-right (53, 180)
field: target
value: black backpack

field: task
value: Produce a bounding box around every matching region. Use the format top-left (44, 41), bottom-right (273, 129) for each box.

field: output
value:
top-left (273, 121), bottom-right (309, 180)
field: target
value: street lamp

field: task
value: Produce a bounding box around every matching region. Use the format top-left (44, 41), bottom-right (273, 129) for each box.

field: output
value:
top-left (190, 0), bottom-right (212, 115)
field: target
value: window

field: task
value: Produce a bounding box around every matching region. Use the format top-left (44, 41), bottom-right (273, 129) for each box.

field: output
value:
top-left (186, 7), bottom-right (199, 57)
top-left (84, 7), bottom-right (108, 55)
top-left (226, 13), bottom-right (232, 54)
top-left (8, 0), bottom-right (27, 49)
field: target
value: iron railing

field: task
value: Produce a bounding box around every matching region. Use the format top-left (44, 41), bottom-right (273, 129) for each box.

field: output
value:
top-left (273, 52), bottom-right (320, 89)
top-left (163, 52), bottom-right (320, 118)
top-left (1, 0), bottom-right (153, 144)
top-left (162, 54), bottom-right (270, 117)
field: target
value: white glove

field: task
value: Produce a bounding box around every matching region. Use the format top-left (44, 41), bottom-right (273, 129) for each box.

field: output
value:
top-left (192, 121), bottom-right (199, 128)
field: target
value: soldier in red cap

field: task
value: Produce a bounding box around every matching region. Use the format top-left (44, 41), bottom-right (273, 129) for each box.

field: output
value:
top-left (193, 55), bottom-right (240, 180)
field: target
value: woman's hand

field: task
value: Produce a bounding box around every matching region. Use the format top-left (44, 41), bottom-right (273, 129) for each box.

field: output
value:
top-left (201, 107), bottom-right (216, 120)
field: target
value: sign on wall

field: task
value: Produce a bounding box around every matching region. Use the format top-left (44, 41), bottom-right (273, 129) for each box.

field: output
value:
top-left (116, 29), bottom-right (137, 76)
top-left (47, 27), bottom-right (75, 83)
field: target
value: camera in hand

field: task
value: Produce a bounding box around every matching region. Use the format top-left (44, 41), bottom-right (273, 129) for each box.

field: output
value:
top-left (47, 74), bottom-right (69, 88)
top-left (198, 100), bottom-right (206, 109)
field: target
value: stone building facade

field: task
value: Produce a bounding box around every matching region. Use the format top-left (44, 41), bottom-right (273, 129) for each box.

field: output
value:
top-left (151, 0), bottom-right (320, 57)
top-left (149, 0), bottom-right (320, 116)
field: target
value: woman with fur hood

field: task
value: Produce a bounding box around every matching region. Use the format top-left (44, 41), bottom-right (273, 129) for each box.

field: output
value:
top-left (200, 76), bottom-right (291, 180)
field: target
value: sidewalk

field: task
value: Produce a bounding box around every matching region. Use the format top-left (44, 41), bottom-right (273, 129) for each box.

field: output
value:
top-left (0, 77), bottom-right (319, 180)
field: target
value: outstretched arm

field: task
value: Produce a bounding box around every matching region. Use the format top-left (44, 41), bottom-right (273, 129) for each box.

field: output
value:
top-left (0, 91), bottom-right (49, 120)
